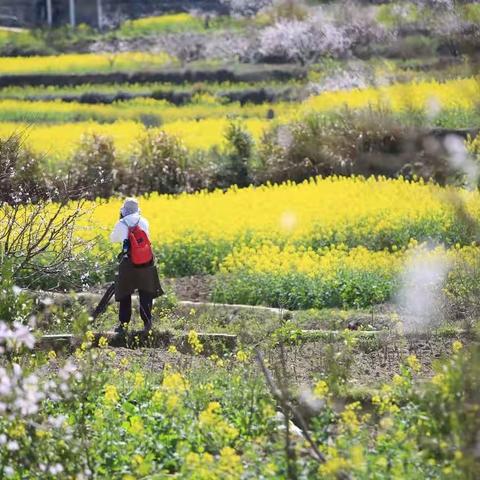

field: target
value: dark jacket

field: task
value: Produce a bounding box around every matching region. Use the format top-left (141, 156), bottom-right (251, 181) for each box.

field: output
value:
top-left (114, 256), bottom-right (164, 301)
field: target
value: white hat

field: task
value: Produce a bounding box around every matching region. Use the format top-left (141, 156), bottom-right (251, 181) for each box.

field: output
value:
top-left (121, 197), bottom-right (139, 217)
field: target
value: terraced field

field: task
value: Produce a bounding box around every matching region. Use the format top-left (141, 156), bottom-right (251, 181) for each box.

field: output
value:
top-left (1, 3), bottom-right (480, 479)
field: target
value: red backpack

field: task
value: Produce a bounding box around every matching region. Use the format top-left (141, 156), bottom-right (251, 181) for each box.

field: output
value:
top-left (124, 221), bottom-right (153, 266)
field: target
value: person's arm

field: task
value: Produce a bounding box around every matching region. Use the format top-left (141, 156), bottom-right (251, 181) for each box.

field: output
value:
top-left (110, 221), bottom-right (128, 243)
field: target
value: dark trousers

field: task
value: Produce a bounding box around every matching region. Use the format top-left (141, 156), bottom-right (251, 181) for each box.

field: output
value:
top-left (119, 290), bottom-right (153, 326)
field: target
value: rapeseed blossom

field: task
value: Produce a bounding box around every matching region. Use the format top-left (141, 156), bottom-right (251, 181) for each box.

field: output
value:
top-left (161, 371), bottom-right (189, 393)
top-left (452, 340), bottom-right (463, 353)
top-left (0, 77), bottom-right (477, 157)
top-left (124, 415), bottom-right (144, 436)
top-left (198, 402), bottom-right (239, 442)
top-left (87, 176), bottom-right (478, 253)
top-left (104, 385), bottom-right (119, 405)
top-left (187, 330), bottom-right (204, 354)
top-left (314, 380), bottom-right (329, 398)
top-left (0, 51), bottom-right (175, 75)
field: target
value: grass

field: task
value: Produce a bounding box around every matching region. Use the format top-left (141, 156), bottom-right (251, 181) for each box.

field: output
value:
top-left (115, 13), bottom-right (251, 37)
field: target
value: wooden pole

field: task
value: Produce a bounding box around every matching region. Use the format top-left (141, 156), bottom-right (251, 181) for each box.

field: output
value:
top-left (46, 0), bottom-right (52, 27)
top-left (69, 0), bottom-right (76, 27)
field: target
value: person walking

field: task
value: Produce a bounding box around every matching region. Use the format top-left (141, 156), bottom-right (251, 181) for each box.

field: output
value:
top-left (110, 198), bottom-right (163, 334)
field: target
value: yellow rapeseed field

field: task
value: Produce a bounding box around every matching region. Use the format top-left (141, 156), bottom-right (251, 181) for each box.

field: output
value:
top-left (77, 176), bottom-right (480, 303)
top-left (161, 118), bottom-right (267, 149)
top-left (0, 121), bottom-right (146, 161)
top-left (0, 96), bottom-right (279, 123)
top-left (0, 118), bottom-right (267, 159)
top-left (86, 176), bottom-right (477, 250)
top-left (219, 244), bottom-right (402, 278)
top-left (0, 77), bottom-right (477, 157)
top-left (0, 51), bottom-right (176, 75)
top-left (300, 77), bottom-right (480, 117)
top-left (119, 13), bottom-right (204, 35)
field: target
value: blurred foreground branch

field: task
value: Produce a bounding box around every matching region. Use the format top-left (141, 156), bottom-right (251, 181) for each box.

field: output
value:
top-left (255, 346), bottom-right (351, 480)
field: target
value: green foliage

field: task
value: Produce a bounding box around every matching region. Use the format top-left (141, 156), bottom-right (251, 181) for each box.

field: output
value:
top-left (1, 347), bottom-right (277, 478)
top-left (461, 3), bottom-right (480, 24)
top-left (213, 265), bottom-right (396, 310)
top-left (156, 237), bottom-right (230, 277)
top-left (376, 2), bottom-right (421, 28)
top-left (0, 259), bottom-right (33, 325)
top-left (117, 13), bottom-right (206, 36)
top-left (220, 121), bottom-right (254, 188)
top-left (2, 326), bottom-right (478, 478)
top-left (0, 25), bottom-right (98, 57)
top-left (115, 13), bottom-right (249, 39)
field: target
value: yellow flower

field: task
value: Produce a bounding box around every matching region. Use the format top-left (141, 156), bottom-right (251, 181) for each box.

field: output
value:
top-left (452, 340), bottom-right (463, 353)
top-left (9, 423), bottom-right (26, 438)
top-left (74, 347), bottom-right (84, 359)
top-left (162, 371), bottom-right (189, 393)
top-left (187, 330), bottom-right (204, 354)
top-left (85, 331), bottom-right (95, 342)
top-left (47, 350), bottom-right (57, 361)
top-left (262, 403), bottom-right (275, 419)
top-left (125, 415), bottom-right (144, 436)
top-left (199, 402), bottom-right (238, 441)
top-left (98, 336), bottom-right (109, 348)
top-left (167, 345), bottom-right (178, 354)
top-left (104, 384), bottom-right (120, 405)
top-left (0, 51), bottom-right (175, 75)
top-left (406, 354), bottom-right (421, 373)
top-left (313, 380), bottom-right (329, 398)
top-left (166, 394), bottom-right (181, 412)
top-left (393, 374), bottom-right (404, 386)
top-left (319, 456), bottom-right (348, 476)
top-left (340, 402), bottom-right (361, 433)
top-left (134, 372), bottom-right (145, 389)
top-left (376, 457), bottom-right (388, 469)
top-left (380, 416), bottom-right (394, 430)
top-left (209, 354), bottom-right (224, 367)
top-left (35, 429), bottom-right (49, 439)
top-left (264, 463), bottom-right (277, 476)
top-left (218, 447), bottom-right (244, 477)
top-left (235, 349), bottom-right (249, 363)
top-left (350, 445), bottom-right (364, 469)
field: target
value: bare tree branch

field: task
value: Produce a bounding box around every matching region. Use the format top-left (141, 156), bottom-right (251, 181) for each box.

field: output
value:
top-left (255, 347), bottom-right (351, 480)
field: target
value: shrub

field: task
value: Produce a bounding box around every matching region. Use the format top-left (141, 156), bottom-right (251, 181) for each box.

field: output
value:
top-left (219, 121), bottom-right (254, 188)
top-left (71, 133), bottom-right (120, 199)
top-left (130, 130), bottom-right (191, 195)
top-left (256, 108), bottom-right (457, 183)
top-left (256, 114), bottom-right (342, 184)
top-left (0, 133), bottom-right (47, 203)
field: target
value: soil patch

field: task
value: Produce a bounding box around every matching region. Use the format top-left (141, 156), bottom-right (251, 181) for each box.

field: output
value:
top-left (163, 275), bottom-right (215, 302)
